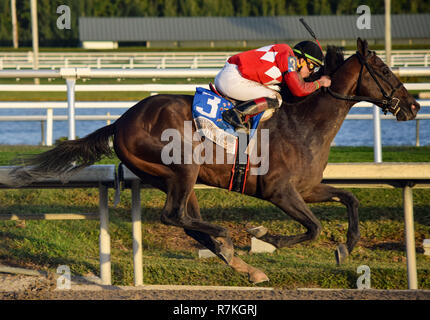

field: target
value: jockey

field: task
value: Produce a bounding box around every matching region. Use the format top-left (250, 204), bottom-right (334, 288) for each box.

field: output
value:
top-left (215, 41), bottom-right (332, 131)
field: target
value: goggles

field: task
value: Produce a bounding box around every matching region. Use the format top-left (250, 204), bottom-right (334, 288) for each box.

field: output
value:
top-left (306, 60), bottom-right (321, 73)
top-left (293, 48), bottom-right (322, 74)
top-left (298, 58), bottom-right (321, 74)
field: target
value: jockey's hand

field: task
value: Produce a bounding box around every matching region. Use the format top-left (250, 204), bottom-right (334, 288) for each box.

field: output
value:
top-left (319, 76), bottom-right (331, 87)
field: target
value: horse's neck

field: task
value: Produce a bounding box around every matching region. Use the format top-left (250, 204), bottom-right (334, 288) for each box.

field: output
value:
top-left (330, 56), bottom-right (360, 101)
top-left (312, 56), bottom-right (360, 127)
top-left (282, 57), bottom-right (361, 151)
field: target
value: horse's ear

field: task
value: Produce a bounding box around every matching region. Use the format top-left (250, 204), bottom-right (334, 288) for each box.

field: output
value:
top-left (357, 38), bottom-right (369, 55)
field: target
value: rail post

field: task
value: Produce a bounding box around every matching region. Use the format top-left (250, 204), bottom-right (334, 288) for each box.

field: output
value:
top-left (416, 119), bottom-right (420, 147)
top-left (66, 78), bottom-right (76, 140)
top-left (403, 184), bottom-right (418, 289)
top-left (191, 57), bottom-right (198, 69)
top-left (30, 0), bottom-right (39, 85)
top-left (131, 179), bottom-right (143, 286)
top-left (373, 105), bottom-right (382, 162)
top-left (46, 108), bottom-right (53, 146)
top-left (40, 120), bottom-right (45, 146)
top-left (99, 183), bottom-right (111, 285)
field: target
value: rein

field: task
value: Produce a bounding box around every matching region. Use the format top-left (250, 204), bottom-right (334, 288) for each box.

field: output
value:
top-left (327, 51), bottom-right (402, 116)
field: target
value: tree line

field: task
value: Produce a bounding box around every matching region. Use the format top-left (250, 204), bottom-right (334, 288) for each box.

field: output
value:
top-left (0, 0), bottom-right (429, 46)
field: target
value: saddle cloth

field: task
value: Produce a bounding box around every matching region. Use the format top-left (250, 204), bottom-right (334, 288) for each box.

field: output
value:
top-left (192, 87), bottom-right (264, 154)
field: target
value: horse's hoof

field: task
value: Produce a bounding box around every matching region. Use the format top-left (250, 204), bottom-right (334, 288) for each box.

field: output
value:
top-left (335, 244), bottom-right (349, 265)
top-left (248, 267), bottom-right (269, 284)
top-left (247, 226), bottom-right (268, 238)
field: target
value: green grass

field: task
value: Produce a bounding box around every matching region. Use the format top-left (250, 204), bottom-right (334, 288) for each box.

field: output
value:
top-left (0, 74), bottom-right (427, 103)
top-left (0, 145), bottom-right (429, 289)
top-left (328, 146), bottom-right (430, 162)
top-left (0, 77), bottom-right (427, 103)
top-left (0, 91), bottom-right (150, 102)
top-left (0, 77), bottom-right (217, 102)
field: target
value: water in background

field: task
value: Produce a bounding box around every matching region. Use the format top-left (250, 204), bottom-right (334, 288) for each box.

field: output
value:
top-left (0, 105), bottom-right (429, 146)
top-left (334, 106), bottom-right (430, 146)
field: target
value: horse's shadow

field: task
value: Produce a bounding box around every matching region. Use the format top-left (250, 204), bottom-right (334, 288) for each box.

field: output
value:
top-left (0, 230), bottom-right (99, 275)
top-left (139, 203), bottom-right (430, 225)
top-left (1, 200), bottom-right (427, 225)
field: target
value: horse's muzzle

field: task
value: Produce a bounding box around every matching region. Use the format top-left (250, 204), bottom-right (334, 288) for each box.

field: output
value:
top-left (399, 101), bottom-right (420, 121)
top-left (410, 102), bottom-right (421, 119)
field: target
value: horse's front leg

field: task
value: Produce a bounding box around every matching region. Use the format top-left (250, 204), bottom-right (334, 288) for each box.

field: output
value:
top-left (303, 183), bottom-right (360, 264)
top-left (250, 184), bottom-right (323, 248)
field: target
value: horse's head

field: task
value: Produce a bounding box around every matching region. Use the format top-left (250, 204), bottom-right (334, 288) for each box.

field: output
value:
top-left (354, 38), bottom-right (420, 121)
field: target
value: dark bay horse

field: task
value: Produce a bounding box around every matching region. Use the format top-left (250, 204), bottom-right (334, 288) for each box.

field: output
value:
top-left (10, 39), bottom-right (420, 283)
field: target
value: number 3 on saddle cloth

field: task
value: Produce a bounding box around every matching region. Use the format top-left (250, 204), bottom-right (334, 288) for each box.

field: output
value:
top-left (192, 87), bottom-right (265, 193)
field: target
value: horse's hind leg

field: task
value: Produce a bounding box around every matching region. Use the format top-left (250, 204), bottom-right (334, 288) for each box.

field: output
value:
top-left (160, 167), bottom-right (236, 264)
top-left (183, 190), bottom-right (219, 253)
top-left (184, 190), bottom-right (269, 283)
top-left (122, 162), bottom-right (268, 282)
top-left (303, 183), bottom-right (360, 264)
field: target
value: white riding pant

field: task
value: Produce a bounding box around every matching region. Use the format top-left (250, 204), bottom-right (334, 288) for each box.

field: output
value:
top-left (214, 62), bottom-right (282, 105)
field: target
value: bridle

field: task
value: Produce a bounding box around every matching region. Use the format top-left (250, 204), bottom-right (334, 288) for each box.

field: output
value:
top-left (327, 51), bottom-right (403, 116)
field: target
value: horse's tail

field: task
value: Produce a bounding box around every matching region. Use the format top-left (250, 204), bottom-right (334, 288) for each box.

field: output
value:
top-left (9, 123), bottom-right (116, 186)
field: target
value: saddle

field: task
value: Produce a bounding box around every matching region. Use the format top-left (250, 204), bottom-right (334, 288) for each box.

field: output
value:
top-left (209, 82), bottom-right (233, 103)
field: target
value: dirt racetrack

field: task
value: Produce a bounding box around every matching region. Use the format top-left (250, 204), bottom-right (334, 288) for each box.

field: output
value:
top-left (1, 273), bottom-right (430, 300)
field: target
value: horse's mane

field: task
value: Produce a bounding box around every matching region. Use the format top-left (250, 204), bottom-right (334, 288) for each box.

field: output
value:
top-left (323, 46), bottom-right (345, 76)
top-left (280, 45), bottom-right (345, 105)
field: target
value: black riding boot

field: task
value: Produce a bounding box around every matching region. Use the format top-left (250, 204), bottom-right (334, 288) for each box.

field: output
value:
top-left (222, 97), bottom-right (279, 131)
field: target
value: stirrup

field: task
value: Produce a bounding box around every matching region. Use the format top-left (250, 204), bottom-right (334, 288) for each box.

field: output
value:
top-left (222, 109), bottom-right (250, 133)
